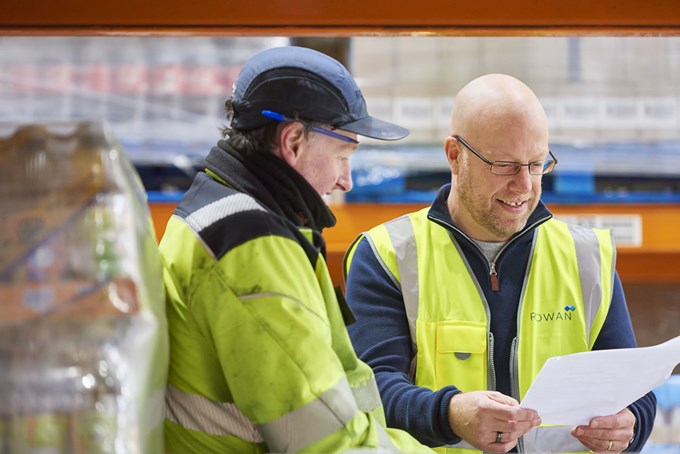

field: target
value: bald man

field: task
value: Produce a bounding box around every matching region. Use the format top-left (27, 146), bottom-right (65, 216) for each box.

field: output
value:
top-left (344, 74), bottom-right (656, 454)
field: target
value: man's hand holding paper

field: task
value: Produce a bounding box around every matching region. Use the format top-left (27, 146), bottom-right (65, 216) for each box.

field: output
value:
top-left (520, 335), bottom-right (680, 452)
top-left (570, 408), bottom-right (636, 453)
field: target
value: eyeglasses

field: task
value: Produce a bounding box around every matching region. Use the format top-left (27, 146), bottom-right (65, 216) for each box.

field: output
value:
top-left (453, 135), bottom-right (557, 176)
top-left (262, 110), bottom-right (359, 144)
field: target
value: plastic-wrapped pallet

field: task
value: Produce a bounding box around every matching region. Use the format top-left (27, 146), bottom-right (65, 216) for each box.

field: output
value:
top-left (0, 121), bottom-right (168, 453)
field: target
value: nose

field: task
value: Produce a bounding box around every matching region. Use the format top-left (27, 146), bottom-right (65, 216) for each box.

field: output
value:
top-left (336, 160), bottom-right (353, 192)
top-left (509, 165), bottom-right (534, 193)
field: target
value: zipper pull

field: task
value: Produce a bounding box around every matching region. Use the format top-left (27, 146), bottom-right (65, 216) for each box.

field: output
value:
top-left (490, 262), bottom-right (499, 292)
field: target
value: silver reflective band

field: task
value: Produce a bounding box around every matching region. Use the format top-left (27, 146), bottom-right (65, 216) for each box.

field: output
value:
top-left (568, 224), bottom-right (606, 346)
top-left (383, 215), bottom-right (419, 351)
top-left (185, 193), bottom-right (265, 232)
top-left (257, 376), bottom-right (359, 453)
top-left (165, 385), bottom-right (263, 442)
top-left (351, 376), bottom-right (383, 414)
top-left (363, 234), bottom-right (400, 290)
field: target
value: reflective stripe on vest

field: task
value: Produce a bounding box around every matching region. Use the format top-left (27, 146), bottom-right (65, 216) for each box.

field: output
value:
top-left (165, 384), bottom-right (263, 443)
top-left (571, 224), bottom-right (616, 349)
top-left (361, 211), bottom-right (614, 454)
top-left (361, 214), bottom-right (419, 352)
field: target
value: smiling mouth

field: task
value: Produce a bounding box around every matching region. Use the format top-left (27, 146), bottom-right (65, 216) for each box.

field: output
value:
top-left (499, 199), bottom-right (527, 208)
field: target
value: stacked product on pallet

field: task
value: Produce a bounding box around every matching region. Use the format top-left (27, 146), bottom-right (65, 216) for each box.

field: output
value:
top-left (0, 121), bottom-right (167, 453)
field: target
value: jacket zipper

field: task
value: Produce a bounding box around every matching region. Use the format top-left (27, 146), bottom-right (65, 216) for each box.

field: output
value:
top-left (428, 209), bottom-right (551, 452)
top-left (430, 214), bottom-right (551, 294)
top-left (489, 261), bottom-right (499, 292)
top-left (488, 333), bottom-right (496, 391)
top-left (510, 337), bottom-right (525, 453)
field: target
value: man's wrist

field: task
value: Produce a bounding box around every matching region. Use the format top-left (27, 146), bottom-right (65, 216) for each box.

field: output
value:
top-left (626, 417), bottom-right (637, 451)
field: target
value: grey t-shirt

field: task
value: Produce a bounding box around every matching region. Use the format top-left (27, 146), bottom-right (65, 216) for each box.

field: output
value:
top-left (472, 239), bottom-right (506, 263)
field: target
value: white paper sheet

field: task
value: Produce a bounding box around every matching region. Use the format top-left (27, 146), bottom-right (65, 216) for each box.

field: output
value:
top-left (519, 335), bottom-right (680, 425)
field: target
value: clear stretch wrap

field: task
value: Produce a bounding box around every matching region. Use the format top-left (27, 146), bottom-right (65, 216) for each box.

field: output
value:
top-left (0, 121), bottom-right (168, 453)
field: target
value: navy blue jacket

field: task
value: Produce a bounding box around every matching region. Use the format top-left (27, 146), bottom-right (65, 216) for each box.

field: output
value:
top-left (345, 184), bottom-right (656, 451)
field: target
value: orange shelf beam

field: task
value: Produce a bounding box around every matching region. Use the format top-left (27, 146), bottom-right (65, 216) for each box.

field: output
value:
top-left (150, 201), bottom-right (680, 285)
top-left (2, 0), bottom-right (680, 35)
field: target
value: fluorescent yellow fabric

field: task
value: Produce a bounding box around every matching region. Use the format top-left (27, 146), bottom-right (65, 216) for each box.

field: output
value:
top-left (161, 208), bottom-right (432, 453)
top-left (359, 211), bottom-right (614, 454)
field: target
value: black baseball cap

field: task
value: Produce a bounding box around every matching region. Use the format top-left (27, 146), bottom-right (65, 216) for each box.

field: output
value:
top-left (230, 46), bottom-right (409, 141)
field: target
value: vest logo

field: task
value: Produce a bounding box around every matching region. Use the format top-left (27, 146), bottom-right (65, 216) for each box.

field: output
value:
top-left (529, 305), bottom-right (576, 322)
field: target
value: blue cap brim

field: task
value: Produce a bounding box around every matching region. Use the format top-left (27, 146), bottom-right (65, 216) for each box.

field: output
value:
top-left (339, 116), bottom-right (409, 141)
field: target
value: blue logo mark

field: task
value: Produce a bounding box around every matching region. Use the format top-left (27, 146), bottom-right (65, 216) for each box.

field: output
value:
top-left (564, 305), bottom-right (576, 312)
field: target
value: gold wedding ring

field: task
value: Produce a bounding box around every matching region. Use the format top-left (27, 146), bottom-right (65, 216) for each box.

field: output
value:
top-left (607, 440), bottom-right (614, 451)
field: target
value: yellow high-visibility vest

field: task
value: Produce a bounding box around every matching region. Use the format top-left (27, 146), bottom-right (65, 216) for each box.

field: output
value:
top-left (352, 207), bottom-right (614, 454)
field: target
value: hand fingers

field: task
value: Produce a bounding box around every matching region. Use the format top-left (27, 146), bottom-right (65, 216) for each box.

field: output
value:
top-left (580, 438), bottom-right (624, 453)
top-left (483, 392), bottom-right (540, 424)
top-left (449, 391), bottom-right (542, 453)
top-left (483, 431), bottom-right (517, 453)
top-left (491, 405), bottom-right (542, 428)
top-left (571, 427), bottom-right (631, 454)
top-left (462, 391), bottom-right (540, 428)
top-left (573, 426), bottom-right (632, 443)
top-left (487, 391), bottom-right (520, 407)
top-left (494, 416), bottom-right (542, 436)
top-left (587, 408), bottom-right (636, 432)
top-left (571, 408), bottom-right (635, 453)
top-left (481, 410), bottom-right (542, 454)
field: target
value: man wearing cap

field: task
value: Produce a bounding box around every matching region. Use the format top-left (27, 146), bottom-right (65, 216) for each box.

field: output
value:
top-left (159, 46), bottom-right (431, 453)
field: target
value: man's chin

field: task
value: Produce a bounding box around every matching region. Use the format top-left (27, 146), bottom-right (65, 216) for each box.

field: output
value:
top-left (494, 219), bottom-right (529, 239)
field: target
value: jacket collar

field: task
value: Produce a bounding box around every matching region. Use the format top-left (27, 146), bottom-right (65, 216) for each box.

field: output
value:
top-left (204, 140), bottom-right (336, 232)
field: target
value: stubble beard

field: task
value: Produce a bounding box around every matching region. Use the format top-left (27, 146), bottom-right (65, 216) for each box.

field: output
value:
top-left (458, 171), bottom-right (535, 240)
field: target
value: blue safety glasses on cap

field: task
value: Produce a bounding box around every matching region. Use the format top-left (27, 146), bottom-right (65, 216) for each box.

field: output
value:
top-left (262, 110), bottom-right (359, 144)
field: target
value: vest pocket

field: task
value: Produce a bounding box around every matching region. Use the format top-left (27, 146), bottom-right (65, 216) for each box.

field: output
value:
top-left (435, 322), bottom-right (487, 392)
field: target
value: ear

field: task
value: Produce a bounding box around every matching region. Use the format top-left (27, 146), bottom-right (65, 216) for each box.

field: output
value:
top-left (444, 136), bottom-right (461, 175)
top-left (277, 122), bottom-right (306, 167)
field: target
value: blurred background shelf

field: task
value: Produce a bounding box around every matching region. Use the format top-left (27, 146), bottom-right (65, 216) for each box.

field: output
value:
top-left (148, 199), bottom-right (680, 285)
top-left (2, 1), bottom-right (680, 445)
top-left (347, 142), bottom-right (680, 204)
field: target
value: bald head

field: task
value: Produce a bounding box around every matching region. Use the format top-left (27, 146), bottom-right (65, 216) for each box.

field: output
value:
top-left (451, 74), bottom-right (548, 145)
top-left (444, 74), bottom-right (551, 241)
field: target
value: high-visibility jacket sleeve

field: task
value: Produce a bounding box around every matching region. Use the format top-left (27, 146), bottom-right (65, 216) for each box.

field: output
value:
top-left (185, 232), bottom-right (432, 453)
